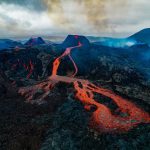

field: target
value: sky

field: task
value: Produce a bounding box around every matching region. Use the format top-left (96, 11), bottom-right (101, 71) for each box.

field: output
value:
top-left (0, 0), bottom-right (150, 38)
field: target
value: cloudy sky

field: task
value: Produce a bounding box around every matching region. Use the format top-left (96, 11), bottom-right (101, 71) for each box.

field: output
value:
top-left (0, 0), bottom-right (150, 38)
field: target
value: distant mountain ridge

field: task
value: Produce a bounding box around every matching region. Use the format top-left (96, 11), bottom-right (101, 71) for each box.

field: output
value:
top-left (0, 28), bottom-right (150, 50)
top-left (87, 28), bottom-right (150, 47)
top-left (128, 28), bottom-right (150, 44)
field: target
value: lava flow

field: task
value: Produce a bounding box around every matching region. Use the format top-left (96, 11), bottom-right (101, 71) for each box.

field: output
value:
top-left (52, 41), bottom-right (82, 77)
top-left (49, 35), bottom-right (150, 133)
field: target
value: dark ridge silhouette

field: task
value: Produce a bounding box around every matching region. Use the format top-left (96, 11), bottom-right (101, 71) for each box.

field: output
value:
top-left (0, 39), bottom-right (22, 50)
top-left (62, 35), bottom-right (90, 49)
top-left (128, 28), bottom-right (150, 44)
top-left (25, 37), bottom-right (46, 46)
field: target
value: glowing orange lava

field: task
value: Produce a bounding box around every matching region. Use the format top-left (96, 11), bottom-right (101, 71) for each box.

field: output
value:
top-left (49, 35), bottom-right (150, 133)
top-left (52, 41), bottom-right (82, 77)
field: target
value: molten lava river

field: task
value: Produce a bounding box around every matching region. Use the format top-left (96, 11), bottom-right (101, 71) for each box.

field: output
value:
top-left (20, 36), bottom-right (150, 133)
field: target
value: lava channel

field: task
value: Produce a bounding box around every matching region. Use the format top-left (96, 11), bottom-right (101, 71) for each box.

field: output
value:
top-left (49, 35), bottom-right (150, 133)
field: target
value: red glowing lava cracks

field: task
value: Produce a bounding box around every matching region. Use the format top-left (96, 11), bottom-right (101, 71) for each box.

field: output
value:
top-left (20, 59), bottom-right (34, 79)
top-left (26, 60), bottom-right (34, 79)
top-left (12, 59), bottom-right (34, 79)
top-left (49, 36), bottom-right (150, 133)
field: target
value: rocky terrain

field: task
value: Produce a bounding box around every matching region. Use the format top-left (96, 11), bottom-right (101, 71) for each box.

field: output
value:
top-left (0, 30), bottom-right (150, 150)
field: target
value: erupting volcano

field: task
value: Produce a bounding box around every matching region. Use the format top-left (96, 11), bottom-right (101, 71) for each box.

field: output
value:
top-left (0, 0), bottom-right (150, 147)
top-left (19, 35), bottom-right (150, 133)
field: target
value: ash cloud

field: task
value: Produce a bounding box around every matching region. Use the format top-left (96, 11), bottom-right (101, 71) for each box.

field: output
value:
top-left (0, 0), bottom-right (150, 38)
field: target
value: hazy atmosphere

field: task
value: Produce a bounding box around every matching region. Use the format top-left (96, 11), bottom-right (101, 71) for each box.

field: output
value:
top-left (0, 0), bottom-right (150, 38)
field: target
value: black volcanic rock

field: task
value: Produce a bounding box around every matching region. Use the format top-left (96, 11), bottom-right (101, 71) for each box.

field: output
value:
top-left (62, 35), bottom-right (90, 49)
top-left (128, 28), bottom-right (150, 44)
top-left (0, 69), bottom-right (17, 97)
top-left (25, 37), bottom-right (46, 46)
